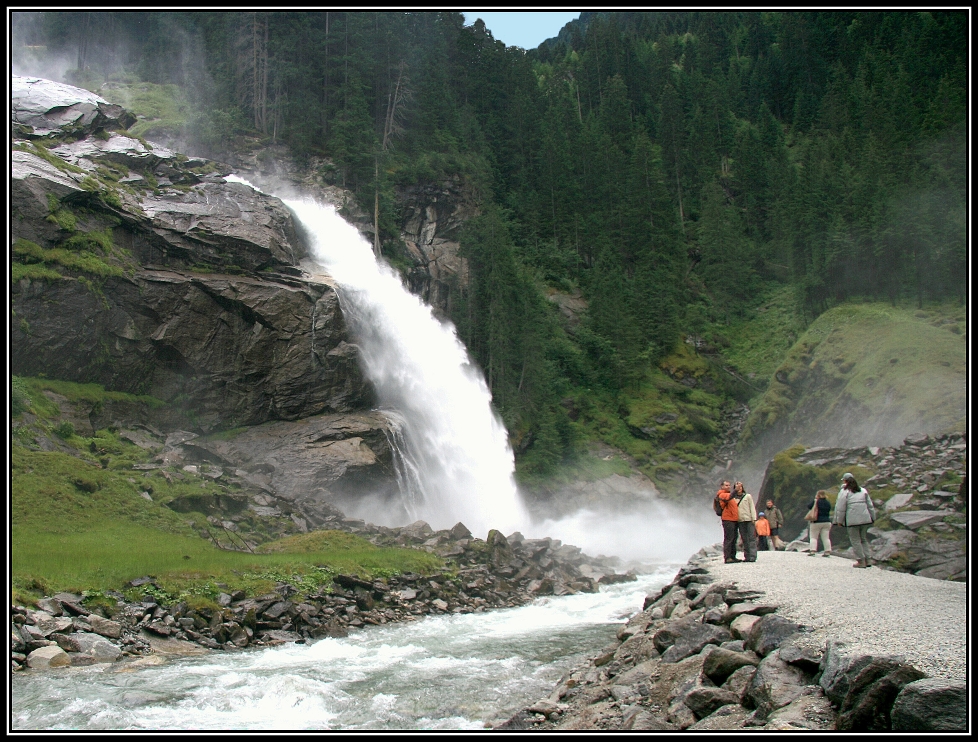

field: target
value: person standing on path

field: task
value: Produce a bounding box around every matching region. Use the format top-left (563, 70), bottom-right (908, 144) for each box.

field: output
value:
top-left (734, 482), bottom-right (758, 562)
top-left (755, 512), bottom-right (771, 551)
top-left (807, 490), bottom-right (833, 556)
top-left (834, 473), bottom-right (876, 568)
top-left (718, 481), bottom-right (741, 563)
top-left (765, 499), bottom-right (785, 550)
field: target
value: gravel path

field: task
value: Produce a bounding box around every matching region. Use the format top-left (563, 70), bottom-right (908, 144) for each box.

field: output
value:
top-left (701, 549), bottom-right (967, 681)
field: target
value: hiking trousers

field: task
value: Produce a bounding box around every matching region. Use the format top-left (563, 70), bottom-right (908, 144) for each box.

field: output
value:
top-left (847, 524), bottom-right (872, 561)
top-left (737, 521), bottom-right (757, 561)
top-left (809, 521), bottom-right (832, 552)
top-left (722, 520), bottom-right (739, 561)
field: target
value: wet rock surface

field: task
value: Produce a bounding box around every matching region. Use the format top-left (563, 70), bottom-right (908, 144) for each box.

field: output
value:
top-left (496, 546), bottom-right (966, 732)
top-left (12, 75), bottom-right (136, 138)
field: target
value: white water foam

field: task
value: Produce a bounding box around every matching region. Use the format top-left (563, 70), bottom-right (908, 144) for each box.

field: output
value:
top-left (12, 573), bottom-right (674, 730)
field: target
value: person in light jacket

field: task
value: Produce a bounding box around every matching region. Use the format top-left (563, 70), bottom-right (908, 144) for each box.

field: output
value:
top-left (734, 482), bottom-right (758, 562)
top-left (834, 472), bottom-right (876, 568)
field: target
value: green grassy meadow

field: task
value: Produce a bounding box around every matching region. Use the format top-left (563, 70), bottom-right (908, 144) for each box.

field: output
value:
top-left (10, 379), bottom-right (443, 608)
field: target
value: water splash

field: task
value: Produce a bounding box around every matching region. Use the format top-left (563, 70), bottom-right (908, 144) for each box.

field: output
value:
top-left (276, 191), bottom-right (528, 537)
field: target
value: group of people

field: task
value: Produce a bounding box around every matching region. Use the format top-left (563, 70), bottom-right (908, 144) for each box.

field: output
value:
top-left (716, 480), bottom-right (785, 563)
top-left (717, 473), bottom-right (876, 568)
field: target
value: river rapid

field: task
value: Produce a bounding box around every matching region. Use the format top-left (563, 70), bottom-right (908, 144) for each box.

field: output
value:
top-left (12, 570), bottom-right (674, 731)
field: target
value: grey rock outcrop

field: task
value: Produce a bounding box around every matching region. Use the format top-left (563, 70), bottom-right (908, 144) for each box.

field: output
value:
top-left (819, 642), bottom-right (928, 731)
top-left (12, 270), bottom-right (370, 431)
top-left (11, 75), bottom-right (391, 520)
top-left (399, 179), bottom-right (476, 313)
top-left (12, 75), bottom-right (136, 138)
top-left (11, 76), bottom-right (371, 432)
top-left (182, 412), bottom-right (399, 516)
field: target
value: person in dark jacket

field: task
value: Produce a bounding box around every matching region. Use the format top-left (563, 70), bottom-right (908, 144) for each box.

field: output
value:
top-left (807, 490), bottom-right (833, 556)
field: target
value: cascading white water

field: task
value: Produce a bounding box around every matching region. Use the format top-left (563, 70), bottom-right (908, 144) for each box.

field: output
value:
top-left (228, 177), bottom-right (720, 563)
top-left (273, 189), bottom-right (529, 537)
top-left (11, 572), bottom-right (676, 730)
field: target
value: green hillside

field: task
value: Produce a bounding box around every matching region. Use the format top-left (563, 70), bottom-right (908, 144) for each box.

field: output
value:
top-left (739, 301), bottom-right (967, 462)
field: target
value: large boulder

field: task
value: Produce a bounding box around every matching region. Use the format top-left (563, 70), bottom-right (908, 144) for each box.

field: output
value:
top-left (60, 632), bottom-right (123, 663)
top-left (682, 687), bottom-right (743, 720)
top-left (745, 652), bottom-right (813, 718)
top-left (890, 678), bottom-right (967, 731)
top-left (26, 645), bottom-right (71, 669)
top-left (746, 614), bottom-right (802, 657)
top-left (656, 622), bottom-right (732, 663)
top-left (12, 75), bottom-right (136, 137)
top-left (184, 411), bottom-right (397, 512)
top-left (819, 642), bottom-right (927, 731)
top-left (702, 646), bottom-right (760, 685)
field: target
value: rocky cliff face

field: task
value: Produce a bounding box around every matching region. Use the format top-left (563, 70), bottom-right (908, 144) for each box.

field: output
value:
top-left (10, 76), bottom-right (392, 521)
top-left (398, 179), bottom-right (475, 313)
top-left (216, 143), bottom-right (477, 316)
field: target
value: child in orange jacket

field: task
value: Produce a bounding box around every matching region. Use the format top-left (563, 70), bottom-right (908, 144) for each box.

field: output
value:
top-left (755, 512), bottom-right (771, 551)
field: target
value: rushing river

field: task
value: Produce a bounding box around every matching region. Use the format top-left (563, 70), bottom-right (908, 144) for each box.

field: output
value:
top-left (12, 570), bottom-right (674, 731)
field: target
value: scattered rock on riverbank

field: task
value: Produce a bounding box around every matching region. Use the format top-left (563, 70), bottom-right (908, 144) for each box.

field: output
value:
top-left (497, 545), bottom-right (966, 732)
top-left (11, 520), bottom-right (633, 673)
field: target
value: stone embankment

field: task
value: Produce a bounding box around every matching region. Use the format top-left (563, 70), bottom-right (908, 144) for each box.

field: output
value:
top-left (496, 545), bottom-right (967, 732)
top-left (11, 520), bottom-right (632, 673)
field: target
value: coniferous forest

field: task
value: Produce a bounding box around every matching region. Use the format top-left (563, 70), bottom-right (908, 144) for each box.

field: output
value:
top-left (12, 11), bottom-right (968, 481)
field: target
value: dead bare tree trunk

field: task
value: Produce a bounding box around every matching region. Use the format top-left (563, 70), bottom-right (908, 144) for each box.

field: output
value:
top-left (374, 158), bottom-right (381, 257)
top-left (251, 12), bottom-right (270, 134)
top-left (373, 61), bottom-right (409, 259)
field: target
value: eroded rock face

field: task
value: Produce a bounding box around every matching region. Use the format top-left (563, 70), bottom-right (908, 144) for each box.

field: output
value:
top-left (399, 180), bottom-right (476, 313)
top-left (10, 76), bottom-right (390, 518)
top-left (11, 270), bottom-right (369, 430)
top-left (10, 76), bottom-right (371, 430)
top-left (183, 412), bottom-right (399, 515)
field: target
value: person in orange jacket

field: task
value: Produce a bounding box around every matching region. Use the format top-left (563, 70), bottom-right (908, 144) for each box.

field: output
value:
top-left (755, 512), bottom-right (772, 551)
top-left (717, 480), bottom-right (741, 563)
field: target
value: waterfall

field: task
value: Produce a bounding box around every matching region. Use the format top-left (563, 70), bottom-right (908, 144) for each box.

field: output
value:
top-left (227, 177), bottom-right (721, 563)
top-left (258, 187), bottom-right (528, 537)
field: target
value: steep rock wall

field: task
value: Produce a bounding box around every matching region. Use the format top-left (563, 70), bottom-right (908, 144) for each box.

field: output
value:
top-left (10, 75), bottom-right (397, 520)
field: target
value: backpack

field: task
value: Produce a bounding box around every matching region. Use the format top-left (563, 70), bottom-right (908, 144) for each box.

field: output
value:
top-left (713, 494), bottom-right (724, 516)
